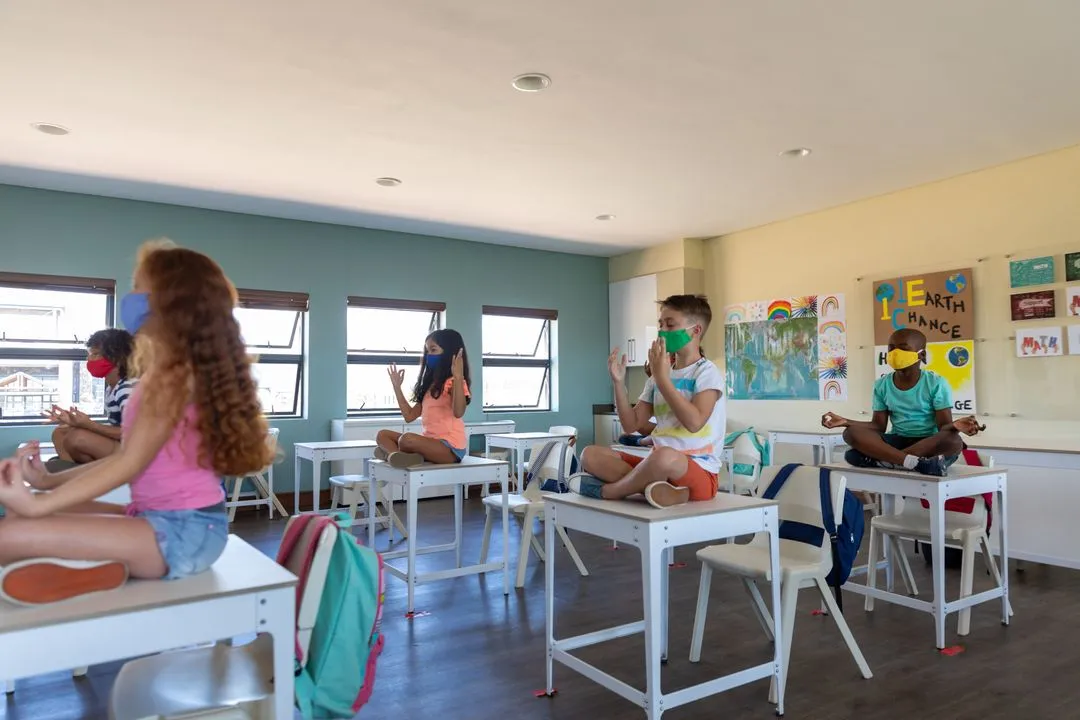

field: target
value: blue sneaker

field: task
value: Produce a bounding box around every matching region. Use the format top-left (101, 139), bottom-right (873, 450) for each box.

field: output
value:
top-left (915, 456), bottom-right (949, 477)
top-left (568, 473), bottom-right (605, 499)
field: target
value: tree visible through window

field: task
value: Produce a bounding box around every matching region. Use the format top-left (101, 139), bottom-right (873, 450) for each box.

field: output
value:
top-left (346, 297), bottom-right (445, 414)
top-left (0, 272), bottom-right (115, 421)
top-left (482, 306), bottom-right (555, 411)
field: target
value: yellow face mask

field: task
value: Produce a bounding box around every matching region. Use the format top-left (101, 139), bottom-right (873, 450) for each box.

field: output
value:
top-left (886, 348), bottom-right (921, 370)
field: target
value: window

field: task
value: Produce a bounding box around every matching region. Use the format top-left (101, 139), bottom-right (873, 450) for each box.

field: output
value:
top-left (0, 272), bottom-right (115, 422)
top-left (346, 297), bottom-right (445, 414)
top-left (481, 306), bottom-right (555, 411)
top-left (235, 289), bottom-right (308, 417)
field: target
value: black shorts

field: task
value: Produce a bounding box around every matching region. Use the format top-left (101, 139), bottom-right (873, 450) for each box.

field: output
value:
top-left (845, 433), bottom-right (960, 469)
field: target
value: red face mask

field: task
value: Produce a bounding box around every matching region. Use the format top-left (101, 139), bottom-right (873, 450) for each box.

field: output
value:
top-left (87, 358), bottom-right (116, 378)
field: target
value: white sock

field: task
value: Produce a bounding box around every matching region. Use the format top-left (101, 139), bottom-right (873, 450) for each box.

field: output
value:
top-left (902, 455), bottom-right (919, 470)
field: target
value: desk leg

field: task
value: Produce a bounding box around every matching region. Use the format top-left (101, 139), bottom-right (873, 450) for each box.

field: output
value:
top-left (930, 489), bottom-right (947, 649)
top-left (998, 481), bottom-right (1011, 626)
top-left (313, 459), bottom-right (323, 514)
top-left (822, 442), bottom-right (832, 465)
top-left (501, 466), bottom-right (511, 597)
top-left (407, 480), bottom-right (418, 614)
top-left (263, 586), bottom-right (297, 720)
top-left (544, 504), bottom-right (556, 694)
top-left (367, 471), bottom-right (377, 549)
top-left (767, 433), bottom-right (777, 467)
top-left (661, 547), bottom-right (671, 662)
top-left (293, 454), bottom-right (302, 515)
top-left (642, 540), bottom-right (664, 719)
top-left (454, 484), bottom-right (463, 569)
top-left (883, 494), bottom-right (895, 593)
top-left (812, 443), bottom-right (822, 466)
top-left (517, 442), bottom-right (526, 493)
top-left (767, 509), bottom-right (785, 716)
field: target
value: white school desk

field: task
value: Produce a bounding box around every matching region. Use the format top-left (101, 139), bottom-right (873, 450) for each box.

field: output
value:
top-left (824, 463), bottom-right (1010, 650)
top-left (965, 440), bottom-right (1080, 570)
top-left (371, 456), bottom-right (511, 614)
top-left (293, 440), bottom-right (377, 515)
top-left (767, 429), bottom-right (846, 465)
top-left (543, 492), bottom-right (784, 719)
top-left (610, 444), bottom-right (737, 494)
top-left (0, 536), bottom-right (297, 719)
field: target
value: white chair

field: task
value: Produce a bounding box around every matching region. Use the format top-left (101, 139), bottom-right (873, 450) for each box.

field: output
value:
top-left (690, 465), bottom-right (872, 704)
top-left (865, 450), bottom-right (1012, 636)
top-left (108, 515), bottom-right (335, 720)
top-left (329, 473), bottom-right (407, 542)
top-left (225, 428), bottom-right (287, 522)
top-left (479, 438), bottom-right (588, 588)
top-left (522, 425), bottom-right (578, 474)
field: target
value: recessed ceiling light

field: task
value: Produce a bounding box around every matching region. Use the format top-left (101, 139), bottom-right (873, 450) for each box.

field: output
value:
top-left (375, 177), bottom-right (402, 187)
top-left (31, 122), bottom-right (70, 136)
top-left (779, 147), bottom-right (812, 158)
top-left (595, 214), bottom-right (616, 221)
top-left (512, 73), bottom-right (552, 92)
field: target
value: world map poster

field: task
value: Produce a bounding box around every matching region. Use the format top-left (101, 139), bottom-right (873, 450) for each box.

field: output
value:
top-left (724, 294), bottom-right (846, 400)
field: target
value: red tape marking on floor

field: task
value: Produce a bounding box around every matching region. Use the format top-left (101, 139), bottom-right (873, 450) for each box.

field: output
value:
top-left (811, 609), bottom-right (826, 616)
top-left (668, 562), bottom-right (687, 569)
top-left (533, 689), bottom-right (557, 698)
top-left (940, 645), bottom-right (965, 656)
top-left (405, 610), bottom-right (430, 619)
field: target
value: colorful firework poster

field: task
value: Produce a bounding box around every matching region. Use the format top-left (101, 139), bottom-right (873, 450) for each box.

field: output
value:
top-left (871, 267), bottom-right (977, 414)
top-left (724, 292), bottom-right (846, 400)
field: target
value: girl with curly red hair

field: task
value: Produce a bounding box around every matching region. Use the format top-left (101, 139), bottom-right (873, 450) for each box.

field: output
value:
top-left (0, 240), bottom-right (273, 605)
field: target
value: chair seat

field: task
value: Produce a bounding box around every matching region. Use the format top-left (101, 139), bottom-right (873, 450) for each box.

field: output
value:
top-left (110, 635), bottom-right (272, 720)
top-left (481, 493), bottom-right (536, 514)
top-left (871, 510), bottom-right (983, 541)
top-left (697, 541), bottom-right (825, 582)
top-left (329, 474), bottom-right (379, 488)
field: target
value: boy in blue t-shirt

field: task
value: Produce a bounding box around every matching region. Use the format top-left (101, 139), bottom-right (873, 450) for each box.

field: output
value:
top-left (821, 328), bottom-right (982, 476)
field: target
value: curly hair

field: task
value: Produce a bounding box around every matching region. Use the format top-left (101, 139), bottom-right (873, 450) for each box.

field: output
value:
top-left (132, 241), bottom-right (272, 476)
top-left (86, 328), bottom-right (135, 379)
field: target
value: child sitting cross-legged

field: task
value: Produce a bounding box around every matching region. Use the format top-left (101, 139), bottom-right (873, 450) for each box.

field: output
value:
top-left (572, 295), bottom-right (725, 509)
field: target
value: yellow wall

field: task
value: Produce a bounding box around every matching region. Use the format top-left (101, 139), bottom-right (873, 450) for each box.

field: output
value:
top-left (703, 144), bottom-right (1080, 445)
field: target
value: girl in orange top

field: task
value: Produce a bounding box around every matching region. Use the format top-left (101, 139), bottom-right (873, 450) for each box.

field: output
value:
top-left (376, 329), bottom-right (472, 468)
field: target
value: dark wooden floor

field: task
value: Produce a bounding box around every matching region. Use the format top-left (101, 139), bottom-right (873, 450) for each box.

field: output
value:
top-left (4, 497), bottom-right (1079, 719)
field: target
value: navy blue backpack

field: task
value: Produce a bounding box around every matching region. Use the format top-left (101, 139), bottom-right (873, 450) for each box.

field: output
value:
top-left (762, 463), bottom-right (864, 611)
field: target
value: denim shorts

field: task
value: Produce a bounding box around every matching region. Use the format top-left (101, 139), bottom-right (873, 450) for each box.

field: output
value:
top-left (440, 440), bottom-right (467, 462)
top-left (138, 503), bottom-right (228, 580)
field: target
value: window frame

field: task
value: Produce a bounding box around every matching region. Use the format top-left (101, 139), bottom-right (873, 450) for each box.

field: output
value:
top-left (0, 272), bottom-right (116, 424)
top-left (481, 305), bottom-right (556, 413)
top-left (235, 288), bottom-right (309, 419)
top-left (345, 296), bottom-right (445, 416)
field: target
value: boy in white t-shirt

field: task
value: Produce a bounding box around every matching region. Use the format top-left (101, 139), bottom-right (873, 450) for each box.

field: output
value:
top-left (573, 295), bottom-right (726, 508)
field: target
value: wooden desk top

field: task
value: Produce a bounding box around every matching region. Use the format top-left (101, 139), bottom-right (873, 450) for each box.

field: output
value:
top-left (0, 536), bottom-right (295, 633)
top-left (545, 491), bottom-right (775, 523)
top-left (823, 463), bottom-right (1005, 483)
top-left (768, 429), bottom-right (845, 437)
top-left (966, 439), bottom-right (1080, 456)
top-left (486, 432), bottom-right (574, 441)
top-left (295, 439), bottom-right (377, 450)
top-left (372, 455), bottom-right (508, 472)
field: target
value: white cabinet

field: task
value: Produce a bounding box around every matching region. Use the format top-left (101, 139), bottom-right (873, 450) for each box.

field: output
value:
top-left (609, 274), bottom-right (659, 367)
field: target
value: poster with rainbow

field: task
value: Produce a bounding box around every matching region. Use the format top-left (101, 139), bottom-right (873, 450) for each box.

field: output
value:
top-left (723, 293), bottom-right (846, 400)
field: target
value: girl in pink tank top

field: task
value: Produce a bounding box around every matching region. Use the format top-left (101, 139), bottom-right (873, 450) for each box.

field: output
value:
top-left (0, 239), bottom-right (274, 605)
top-left (375, 328), bottom-right (472, 468)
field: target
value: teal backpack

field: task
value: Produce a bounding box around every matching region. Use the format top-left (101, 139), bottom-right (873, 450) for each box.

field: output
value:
top-left (277, 512), bottom-right (385, 719)
top-left (723, 428), bottom-right (770, 482)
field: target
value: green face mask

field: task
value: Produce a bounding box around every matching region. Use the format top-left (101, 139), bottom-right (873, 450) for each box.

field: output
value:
top-left (658, 327), bottom-right (694, 353)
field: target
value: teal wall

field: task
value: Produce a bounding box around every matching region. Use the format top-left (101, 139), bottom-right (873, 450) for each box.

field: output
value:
top-left (0, 184), bottom-right (611, 492)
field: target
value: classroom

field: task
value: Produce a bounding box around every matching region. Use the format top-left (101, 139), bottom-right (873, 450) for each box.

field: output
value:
top-left (1, 2), bottom-right (1079, 719)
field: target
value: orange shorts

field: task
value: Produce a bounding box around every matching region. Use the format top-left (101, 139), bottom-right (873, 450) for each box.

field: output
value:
top-left (617, 451), bottom-right (718, 501)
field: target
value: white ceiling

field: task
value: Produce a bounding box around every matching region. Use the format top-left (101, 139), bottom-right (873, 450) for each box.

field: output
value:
top-left (1, 1), bottom-right (1079, 256)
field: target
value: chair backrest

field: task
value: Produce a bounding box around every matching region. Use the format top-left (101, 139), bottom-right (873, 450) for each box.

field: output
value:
top-left (523, 439), bottom-right (576, 501)
top-left (899, 451), bottom-right (994, 527)
top-left (547, 425), bottom-right (578, 445)
top-left (751, 464), bottom-right (847, 570)
top-left (279, 515), bottom-right (338, 665)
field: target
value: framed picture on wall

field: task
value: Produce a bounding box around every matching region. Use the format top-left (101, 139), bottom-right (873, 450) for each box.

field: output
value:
top-left (1067, 252), bottom-right (1080, 282)
top-left (1010, 290), bottom-right (1056, 321)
